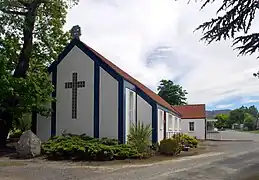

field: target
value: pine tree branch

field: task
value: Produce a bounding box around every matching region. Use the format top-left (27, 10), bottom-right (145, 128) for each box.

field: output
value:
top-left (0, 8), bottom-right (27, 15)
top-left (233, 33), bottom-right (259, 56)
top-left (17, 0), bottom-right (30, 7)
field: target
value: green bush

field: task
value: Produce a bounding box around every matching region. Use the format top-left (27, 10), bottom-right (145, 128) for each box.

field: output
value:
top-left (127, 121), bottom-right (152, 155)
top-left (41, 134), bottom-right (141, 161)
top-left (159, 138), bottom-right (182, 156)
top-left (181, 134), bottom-right (199, 148)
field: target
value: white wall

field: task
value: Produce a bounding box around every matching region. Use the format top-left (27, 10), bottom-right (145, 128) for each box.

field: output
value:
top-left (36, 73), bottom-right (52, 141)
top-left (56, 46), bottom-right (94, 136)
top-left (99, 67), bottom-right (118, 139)
top-left (137, 94), bottom-right (152, 141)
top-left (181, 118), bottom-right (205, 140)
top-left (137, 95), bottom-right (152, 126)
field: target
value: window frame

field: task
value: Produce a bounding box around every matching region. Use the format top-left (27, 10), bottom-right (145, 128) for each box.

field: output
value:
top-left (128, 90), bottom-right (135, 125)
top-left (189, 122), bottom-right (195, 132)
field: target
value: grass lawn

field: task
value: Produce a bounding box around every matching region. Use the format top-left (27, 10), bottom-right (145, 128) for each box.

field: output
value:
top-left (250, 130), bottom-right (259, 134)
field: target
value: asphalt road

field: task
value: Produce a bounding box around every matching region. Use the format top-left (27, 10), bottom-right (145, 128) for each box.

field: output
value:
top-left (1, 131), bottom-right (259, 180)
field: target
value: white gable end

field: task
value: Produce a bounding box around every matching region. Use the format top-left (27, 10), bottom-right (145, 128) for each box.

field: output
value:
top-left (56, 46), bottom-right (94, 136)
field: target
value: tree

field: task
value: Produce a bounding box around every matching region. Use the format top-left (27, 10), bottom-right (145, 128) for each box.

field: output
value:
top-left (188, 0), bottom-right (259, 77)
top-left (246, 105), bottom-right (258, 118)
top-left (229, 108), bottom-right (245, 125)
top-left (0, 0), bottom-right (79, 147)
top-left (157, 80), bottom-right (188, 105)
top-left (244, 113), bottom-right (256, 130)
top-left (214, 114), bottom-right (229, 129)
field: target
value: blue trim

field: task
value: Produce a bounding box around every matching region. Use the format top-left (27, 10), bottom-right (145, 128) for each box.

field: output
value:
top-left (130, 86), bottom-right (159, 143)
top-left (51, 69), bottom-right (57, 136)
top-left (157, 104), bottom-right (179, 117)
top-left (47, 38), bottom-right (173, 143)
top-left (135, 92), bottom-right (137, 125)
top-left (123, 82), bottom-right (159, 143)
top-left (118, 80), bottom-right (124, 143)
top-left (48, 41), bottom-right (76, 73)
top-left (48, 39), bottom-right (124, 140)
top-left (124, 80), bottom-right (136, 91)
top-left (152, 103), bottom-right (158, 143)
top-left (94, 62), bottom-right (100, 138)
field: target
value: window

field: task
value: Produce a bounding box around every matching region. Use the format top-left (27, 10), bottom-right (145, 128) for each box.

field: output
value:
top-left (174, 117), bottom-right (178, 131)
top-left (168, 114), bottom-right (173, 131)
top-left (65, 82), bottom-right (72, 88)
top-left (77, 81), bottom-right (85, 88)
top-left (189, 122), bottom-right (194, 131)
top-left (128, 91), bottom-right (135, 125)
top-left (159, 110), bottom-right (163, 130)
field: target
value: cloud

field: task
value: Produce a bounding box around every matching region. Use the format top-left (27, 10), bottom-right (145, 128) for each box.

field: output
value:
top-left (215, 104), bottom-right (234, 109)
top-left (65, 0), bottom-right (259, 109)
top-left (240, 97), bottom-right (259, 104)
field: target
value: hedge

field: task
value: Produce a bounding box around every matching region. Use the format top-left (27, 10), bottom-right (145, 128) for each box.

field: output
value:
top-left (41, 134), bottom-right (143, 161)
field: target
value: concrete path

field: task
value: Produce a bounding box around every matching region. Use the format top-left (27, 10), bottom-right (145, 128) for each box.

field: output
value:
top-left (0, 141), bottom-right (259, 180)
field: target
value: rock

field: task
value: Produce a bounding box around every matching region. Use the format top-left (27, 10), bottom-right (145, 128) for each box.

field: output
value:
top-left (16, 130), bottom-right (41, 158)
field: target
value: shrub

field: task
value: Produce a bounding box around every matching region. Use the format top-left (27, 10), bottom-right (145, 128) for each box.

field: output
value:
top-left (9, 129), bottom-right (23, 139)
top-left (127, 121), bottom-right (152, 155)
top-left (159, 138), bottom-right (181, 156)
top-left (41, 134), bottom-right (141, 161)
top-left (99, 137), bottom-right (119, 146)
top-left (181, 134), bottom-right (199, 148)
top-left (150, 142), bottom-right (160, 152)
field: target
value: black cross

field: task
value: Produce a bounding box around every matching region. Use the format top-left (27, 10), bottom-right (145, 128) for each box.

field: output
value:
top-left (65, 73), bottom-right (85, 119)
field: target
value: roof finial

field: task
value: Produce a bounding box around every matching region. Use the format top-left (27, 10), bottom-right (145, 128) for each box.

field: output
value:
top-left (70, 25), bottom-right (81, 40)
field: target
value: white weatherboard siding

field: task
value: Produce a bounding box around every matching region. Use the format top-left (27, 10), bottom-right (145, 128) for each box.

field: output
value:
top-left (125, 88), bottom-right (136, 142)
top-left (99, 67), bottom-right (118, 139)
top-left (181, 119), bottom-right (205, 140)
top-left (56, 46), bottom-right (94, 136)
top-left (36, 73), bottom-right (52, 141)
top-left (137, 95), bottom-right (152, 126)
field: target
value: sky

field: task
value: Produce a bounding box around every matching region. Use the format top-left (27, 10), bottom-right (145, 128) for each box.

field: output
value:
top-left (64, 0), bottom-right (259, 111)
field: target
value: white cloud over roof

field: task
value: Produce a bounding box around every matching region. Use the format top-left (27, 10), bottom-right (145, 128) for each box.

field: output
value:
top-left (64, 0), bottom-right (259, 109)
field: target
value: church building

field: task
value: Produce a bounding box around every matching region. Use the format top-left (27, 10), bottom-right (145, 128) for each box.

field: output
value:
top-left (34, 26), bottom-right (181, 144)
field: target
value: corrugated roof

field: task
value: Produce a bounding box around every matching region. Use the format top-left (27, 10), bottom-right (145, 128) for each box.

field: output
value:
top-left (172, 104), bottom-right (206, 119)
top-left (84, 43), bottom-right (180, 115)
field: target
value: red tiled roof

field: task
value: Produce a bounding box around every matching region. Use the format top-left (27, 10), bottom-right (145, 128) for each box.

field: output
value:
top-left (172, 104), bottom-right (206, 119)
top-left (84, 44), bottom-right (180, 116)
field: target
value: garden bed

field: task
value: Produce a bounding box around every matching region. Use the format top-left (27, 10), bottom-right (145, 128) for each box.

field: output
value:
top-left (0, 133), bottom-right (208, 167)
top-left (36, 144), bottom-right (208, 167)
top-left (40, 133), bottom-right (201, 162)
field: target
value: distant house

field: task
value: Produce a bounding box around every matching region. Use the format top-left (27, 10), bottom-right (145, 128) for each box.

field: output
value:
top-left (172, 104), bottom-right (206, 140)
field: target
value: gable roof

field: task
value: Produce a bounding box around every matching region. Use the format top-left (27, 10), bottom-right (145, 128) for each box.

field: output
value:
top-left (172, 104), bottom-right (206, 119)
top-left (84, 43), bottom-right (181, 116)
top-left (49, 39), bottom-right (180, 116)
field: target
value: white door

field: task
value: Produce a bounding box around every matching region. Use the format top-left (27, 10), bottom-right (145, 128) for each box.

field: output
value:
top-left (158, 110), bottom-right (164, 142)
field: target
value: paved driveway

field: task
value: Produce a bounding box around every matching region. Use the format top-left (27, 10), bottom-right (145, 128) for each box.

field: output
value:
top-left (1, 141), bottom-right (259, 180)
top-left (207, 130), bottom-right (259, 141)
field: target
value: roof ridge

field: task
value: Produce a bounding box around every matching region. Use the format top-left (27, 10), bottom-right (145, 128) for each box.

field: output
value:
top-left (82, 41), bottom-right (179, 115)
top-left (172, 104), bottom-right (206, 119)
